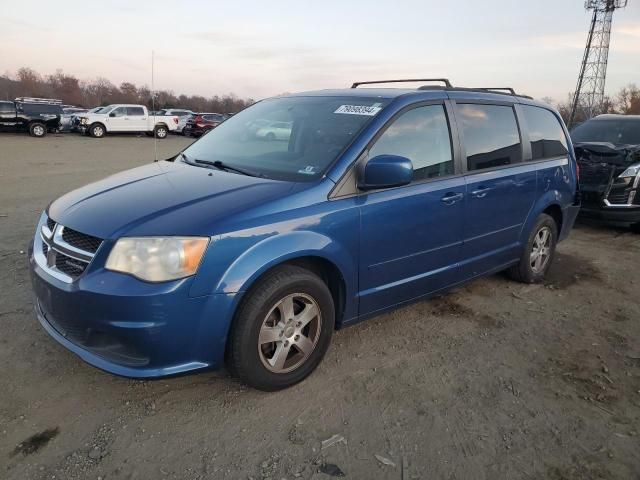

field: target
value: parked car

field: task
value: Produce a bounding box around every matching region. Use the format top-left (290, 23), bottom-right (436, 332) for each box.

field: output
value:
top-left (30, 79), bottom-right (580, 390)
top-left (183, 113), bottom-right (225, 137)
top-left (60, 107), bottom-right (88, 132)
top-left (77, 104), bottom-right (179, 138)
top-left (571, 114), bottom-right (640, 228)
top-left (68, 106), bottom-right (104, 132)
top-left (0, 97), bottom-right (62, 137)
top-left (157, 109), bottom-right (194, 134)
top-left (255, 121), bottom-right (293, 141)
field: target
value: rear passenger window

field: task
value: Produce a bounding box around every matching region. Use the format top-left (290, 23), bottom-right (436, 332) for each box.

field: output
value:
top-left (127, 107), bottom-right (144, 116)
top-left (521, 105), bottom-right (568, 160)
top-left (458, 104), bottom-right (522, 171)
top-left (369, 105), bottom-right (453, 181)
top-left (0, 102), bottom-right (14, 113)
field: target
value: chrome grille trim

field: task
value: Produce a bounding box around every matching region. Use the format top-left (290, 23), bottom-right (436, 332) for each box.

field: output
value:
top-left (34, 216), bottom-right (103, 283)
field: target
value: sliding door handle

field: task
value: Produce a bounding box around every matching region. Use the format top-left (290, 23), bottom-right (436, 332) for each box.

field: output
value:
top-left (470, 186), bottom-right (492, 198)
top-left (441, 192), bottom-right (464, 204)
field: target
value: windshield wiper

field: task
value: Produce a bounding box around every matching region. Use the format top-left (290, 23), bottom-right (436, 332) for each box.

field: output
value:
top-left (180, 152), bottom-right (266, 178)
top-left (195, 159), bottom-right (264, 178)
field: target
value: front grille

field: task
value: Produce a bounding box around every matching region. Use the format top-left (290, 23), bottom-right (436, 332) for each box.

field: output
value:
top-left (55, 254), bottom-right (87, 277)
top-left (37, 215), bottom-right (103, 282)
top-left (607, 187), bottom-right (632, 205)
top-left (579, 162), bottom-right (613, 186)
top-left (62, 227), bottom-right (102, 254)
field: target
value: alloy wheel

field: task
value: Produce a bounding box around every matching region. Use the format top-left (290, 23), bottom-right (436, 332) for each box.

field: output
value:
top-left (258, 293), bottom-right (322, 374)
top-left (530, 226), bottom-right (552, 273)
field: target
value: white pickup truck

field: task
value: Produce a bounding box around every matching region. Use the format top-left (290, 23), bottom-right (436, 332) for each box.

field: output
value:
top-left (78, 104), bottom-right (179, 138)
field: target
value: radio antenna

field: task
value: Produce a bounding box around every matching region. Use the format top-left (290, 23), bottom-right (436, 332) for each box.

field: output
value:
top-left (151, 50), bottom-right (158, 162)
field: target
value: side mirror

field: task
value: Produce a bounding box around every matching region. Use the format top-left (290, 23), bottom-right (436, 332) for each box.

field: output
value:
top-left (357, 154), bottom-right (413, 191)
top-left (109, 112), bottom-right (116, 117)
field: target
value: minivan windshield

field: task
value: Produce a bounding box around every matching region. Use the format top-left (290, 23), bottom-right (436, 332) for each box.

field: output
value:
top-left (571, 118), bottom-right (640, 146)
top-left (181, 96), bottom-right (389, 181)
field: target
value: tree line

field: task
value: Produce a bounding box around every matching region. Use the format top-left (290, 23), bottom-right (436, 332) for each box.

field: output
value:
top-left (1, 67), bottom-right (638, 120)
top-left (0, 67), bottom-right (254, 113)
top-left (547, 84), bottom-right (639, 124)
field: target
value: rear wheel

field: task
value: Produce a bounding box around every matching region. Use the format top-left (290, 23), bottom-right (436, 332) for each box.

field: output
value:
top-left (227, 265), bottom-right (334, 391)
top-left (508, 213), bottom-right (558, 283)
top-left (29, 122), bottom-right (46, 137)
top-left (89, 123), bottom-right (105, 138)
top-left (154, 125), bottom-right (168, 139)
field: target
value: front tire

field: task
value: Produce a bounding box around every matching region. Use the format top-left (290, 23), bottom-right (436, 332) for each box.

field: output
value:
top-left (89, 123), bottom-right (105, 138)
top-left (227, 265), bottom-right (334, 391)
top-left (508, 213), bottom-right (558, 283)
top-left (29, 122), bottom-right (46, 137)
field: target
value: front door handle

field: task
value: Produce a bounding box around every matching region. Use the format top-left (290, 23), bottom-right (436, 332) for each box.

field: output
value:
top-left (471, 186), bottom-right (493, 198)
top-left (441, 192), bottom-right (464, 204)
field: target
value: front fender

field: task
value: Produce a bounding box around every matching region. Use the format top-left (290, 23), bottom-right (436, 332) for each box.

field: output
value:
top-left (214, 230), bottom-right (355, 295)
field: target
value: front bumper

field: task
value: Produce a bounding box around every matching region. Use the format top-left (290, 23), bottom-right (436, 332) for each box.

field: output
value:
top-left (29, 239), bottom-right (238, 378)
top-left (579, 204), bottom-right (640, 223)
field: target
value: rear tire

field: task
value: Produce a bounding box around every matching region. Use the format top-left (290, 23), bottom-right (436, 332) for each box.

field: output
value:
top-left (508, 213), bottom-right (558, 283)
top-left (227, 265), bottom-right (334, 391)
top-left (89, 123), bottom-right (105, 138)
top-left (29, 122), bottom-right (46, 137)
top-left (154, 125), bottom-right (168, 139)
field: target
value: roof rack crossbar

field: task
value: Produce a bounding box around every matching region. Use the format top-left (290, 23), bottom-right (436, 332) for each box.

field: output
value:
top-left (351, 78), bottom-right (452, 89)
top-left (472, 87), bottom-right (517, 95)
top-left (14, 97), bottom-right (63, 105)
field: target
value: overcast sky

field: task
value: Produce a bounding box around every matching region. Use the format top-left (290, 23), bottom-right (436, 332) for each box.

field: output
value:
top-left (2, 0), bottom-right (639, 102)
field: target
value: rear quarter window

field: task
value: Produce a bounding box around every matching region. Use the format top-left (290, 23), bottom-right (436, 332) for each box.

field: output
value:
top-left (458, 104), bottom-right (522, 171)
top-left (521, 105), bottom-right (568, 160)
top-left (0, 102), bottom-right (15, 113)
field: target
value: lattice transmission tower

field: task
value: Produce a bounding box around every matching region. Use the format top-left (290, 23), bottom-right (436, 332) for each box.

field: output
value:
top-left (569, 0), bottom-right (628, 127)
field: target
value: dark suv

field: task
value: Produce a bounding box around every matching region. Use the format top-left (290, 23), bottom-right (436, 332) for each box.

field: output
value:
top-left (183, 113), bottom-right (226, 137)
top-left (572, 114), bottom-right (640, 227)
top-left (0, 97), bottom-right (63, 137)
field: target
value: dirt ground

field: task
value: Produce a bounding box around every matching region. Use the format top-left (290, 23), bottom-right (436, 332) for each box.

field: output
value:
top-left (1, 133), bottom-right (639, 480)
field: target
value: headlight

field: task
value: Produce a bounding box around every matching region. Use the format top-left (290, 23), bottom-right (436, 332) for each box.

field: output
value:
top-left (619, 163), bottom-right (640, 179)
top-left (80, 117), bottom-right (88, 124)
top-left (106, 237), bottom-right (209, 282)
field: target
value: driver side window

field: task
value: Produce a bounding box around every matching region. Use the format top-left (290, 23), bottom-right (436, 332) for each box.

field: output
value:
top-left (111, 107), bottom-right (126, 117)
top-left (369, 104), bottom-right (453, 181)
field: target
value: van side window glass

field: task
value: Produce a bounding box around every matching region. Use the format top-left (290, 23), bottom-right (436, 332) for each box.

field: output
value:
top-left (459, 104), bottom-right (522, 171)
top-left (127, 107), bottom-right (144, 116)
top-left (521, 105), bottom-right (568, 160)
top-left (368, 105), bottom-right (453, 181)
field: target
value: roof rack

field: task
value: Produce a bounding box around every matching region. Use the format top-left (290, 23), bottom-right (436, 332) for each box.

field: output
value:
top-left (15, 97), bottom-right (63, 105)
top-left (351, 78), bottom-right (452, 88)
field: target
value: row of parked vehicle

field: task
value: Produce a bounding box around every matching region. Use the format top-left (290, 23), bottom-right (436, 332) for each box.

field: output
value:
top-left (0, 97), bottom-right (231, 138)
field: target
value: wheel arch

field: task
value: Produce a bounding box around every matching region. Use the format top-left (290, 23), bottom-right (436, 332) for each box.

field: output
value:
top-left (521, 191), bottom-right (565, 244)
top-left (542, 203), bottom-right (563, 234)
top-left (200, 231), bottom-right (356, 329)
top-left (89, 121), bottom-right (107, 133)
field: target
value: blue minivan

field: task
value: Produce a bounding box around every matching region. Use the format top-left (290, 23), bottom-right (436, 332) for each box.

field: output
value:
top-left (30, 79), bottom-right (580, 390)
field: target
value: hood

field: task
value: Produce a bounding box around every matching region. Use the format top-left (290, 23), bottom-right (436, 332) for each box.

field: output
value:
top-left (575, 142), bottom-right (640, 168)
top-left (48, 161), bottom-right (296, 239)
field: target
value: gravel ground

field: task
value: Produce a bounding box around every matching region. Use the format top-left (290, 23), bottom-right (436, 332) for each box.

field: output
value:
top-left (1, 133), bottom-right (639, 480)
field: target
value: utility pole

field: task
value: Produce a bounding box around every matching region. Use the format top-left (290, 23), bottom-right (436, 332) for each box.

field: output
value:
top-left (569, 0), bottom-right (628, 128)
